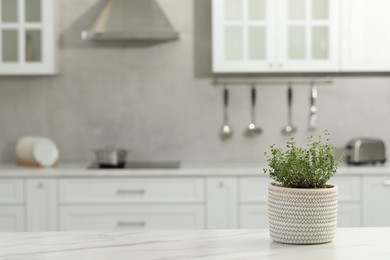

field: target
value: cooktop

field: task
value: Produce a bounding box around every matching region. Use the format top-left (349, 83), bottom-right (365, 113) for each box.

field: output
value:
top-left (88, 161), bottom-right (181, 169)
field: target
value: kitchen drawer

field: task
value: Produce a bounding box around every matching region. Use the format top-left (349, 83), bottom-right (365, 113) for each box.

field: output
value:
top-left (59, 178), bottom-right (204, 203)
top-left (0, 206), bottom-right (24, 231)
top-left (239, 177), bottom-right (269, 202)
top-left (239, 204), bottom-right (268, 229)
top-left (59, 205), bottom-right (204, 231)
top-left (239, 176), bottom-right (360, 202)
top-left (0, 179), bottom-right (24, 204)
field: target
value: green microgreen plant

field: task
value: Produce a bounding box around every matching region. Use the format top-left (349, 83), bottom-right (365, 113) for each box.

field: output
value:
top-left (263, 130), bottom-right (339, 189)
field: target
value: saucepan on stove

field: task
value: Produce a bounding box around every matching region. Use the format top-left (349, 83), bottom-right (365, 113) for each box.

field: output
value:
top-left (93, 146), bottom-right (129, 168)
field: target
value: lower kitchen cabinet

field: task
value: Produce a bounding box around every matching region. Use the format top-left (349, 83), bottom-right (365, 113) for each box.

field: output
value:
top-left (239, 204), bottom-right (268, 229)
top-left (0, 206), bottom-right (24, 231)
top-left (26, 179), bottom-right (58, 231)
top-left (59, 205), bottom-right (205, 231)
top-left (0, 174), bottom-right (387, 230)
top-left (206, 178), bottom-right (238, 229)
top-left (363, 177), bottom-right (390, 226)
top-left (338, 202), bottom-right (361, 227)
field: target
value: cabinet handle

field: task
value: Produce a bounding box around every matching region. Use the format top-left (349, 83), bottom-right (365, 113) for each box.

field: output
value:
top-left (116, 189), bottom-right (146, 195)
top-left (269, 63), bottom-right (274, 68)
top-left (37, 182), bottom-right (44, 188)
top-left (117, 221), bottom-right (146, 227)
top-left (219, 181), bottom-right (224, 187)
top-left (383, 180), bottom-right (390, 186)
top-left (278, 63), bottom-right (283, 68)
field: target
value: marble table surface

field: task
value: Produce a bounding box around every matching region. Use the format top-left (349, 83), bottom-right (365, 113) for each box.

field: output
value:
top-left (1, 228), bottom-right (390, 260)
top-left (1, 162), bottom-right (390, 177)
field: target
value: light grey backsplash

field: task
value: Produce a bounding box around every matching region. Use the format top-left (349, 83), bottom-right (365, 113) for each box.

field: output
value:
top-left (0, 0), bottom-right (389, 163)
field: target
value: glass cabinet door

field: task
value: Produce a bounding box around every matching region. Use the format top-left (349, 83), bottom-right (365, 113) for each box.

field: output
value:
top-left (0, 0), bottom-right (56, 75)
top-left (277, 0), bottom-right (339, 71)
top-left (213, 0), bottom-right (276, 72)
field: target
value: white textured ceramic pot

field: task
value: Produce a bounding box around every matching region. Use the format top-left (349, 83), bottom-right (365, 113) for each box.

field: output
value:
top-left (268, 183), bottom-right (338, 245)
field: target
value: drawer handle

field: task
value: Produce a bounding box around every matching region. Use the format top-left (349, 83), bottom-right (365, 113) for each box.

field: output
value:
top-left (383, 180), bottom-right (390, 186)
top-left (117, 189), bottom-right (146, 195)
top-left (117, 221), bottom-right (146, 227)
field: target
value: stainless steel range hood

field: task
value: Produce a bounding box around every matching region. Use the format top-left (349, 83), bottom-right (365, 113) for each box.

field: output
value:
top-left (82, 0), bottom-right (179, 41)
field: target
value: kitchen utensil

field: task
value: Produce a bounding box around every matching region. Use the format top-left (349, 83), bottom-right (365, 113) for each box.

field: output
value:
top-left (308, 83), bottom-right (318, 131)
top-left (282, 83), bottom-right (297, 135)
top-left (16, 136), bottom-right (59, 168)
top-left (219, 86), bottom-right (233, 140)
top-left (345, 138), bottom-right (386, 165)
top-left (245, 85), bottom-right (262, 136)
top-left (94, 146), bottom-right (129, 168)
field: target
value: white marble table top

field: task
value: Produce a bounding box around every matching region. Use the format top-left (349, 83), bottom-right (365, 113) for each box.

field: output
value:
top-left (0, 162), bottom-right (389, 177)
top-left (0, 228), bottom-right (389, 260)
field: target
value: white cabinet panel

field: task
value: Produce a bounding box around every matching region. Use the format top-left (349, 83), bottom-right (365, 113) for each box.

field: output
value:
top-left (59, 205), bottom-right (205, 231)
top-left (0, 206), bottom-right (24, 231)
top-left (341, 0), bottom-right (390, 71)
top-left (277, 0), bottom-right (339, 71)
top-left (239, 204), bottom-right (268, 228)
top-left (213, 0), bottom-right (277, 72)
top-left (0, 0), bottom-right (57, 75)
top-left (206, 178), bottom-right (238, 229)
top-left (26, 179), bottom-right (58, 231)
top-left (363, 177), bottom-right (390, 227)
top-left (338, 202), bottom-right (361, 227)
top-left (331, 176), bottom-right (361, 202)
top-left (239, 177), bottom-right (270, 202)
top-left (212, 0), bottom-right (339, 72)
top-left (0, 179), bottom-right (24, 204)
top-left (59, 178), bottom-right (204, 204)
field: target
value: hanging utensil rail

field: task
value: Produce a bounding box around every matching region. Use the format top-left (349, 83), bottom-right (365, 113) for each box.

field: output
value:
top-left (212, 77), bottom-right (332, 86)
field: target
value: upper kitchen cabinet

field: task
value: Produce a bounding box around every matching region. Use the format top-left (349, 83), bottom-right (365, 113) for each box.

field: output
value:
top-left (0, 0), bottom-right (57, 75)
top-left (212, 0), bottom-right (276, 73)
top-left (277, 0), bottom-right (339, 72)
top-left (341, 0), bottom-right (390, 71)
top-left (212, 0), bottom-right (339, 73)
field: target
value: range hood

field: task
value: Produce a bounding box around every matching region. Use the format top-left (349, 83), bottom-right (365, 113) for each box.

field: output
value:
top-left (82, 0), bottom-right (179, 41)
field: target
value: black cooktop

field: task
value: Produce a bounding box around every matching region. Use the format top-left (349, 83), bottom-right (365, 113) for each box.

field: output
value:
top-left (88, 161), bottom-right (181, 169)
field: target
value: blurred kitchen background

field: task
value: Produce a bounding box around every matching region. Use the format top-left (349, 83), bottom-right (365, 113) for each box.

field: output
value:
top-left (0, 0), bottom-right (388, 164)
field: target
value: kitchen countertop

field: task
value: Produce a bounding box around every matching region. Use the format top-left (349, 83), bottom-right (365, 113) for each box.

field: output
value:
top-left (0, 228), bottom-right (389, 259)
top-left (0, 162), bottom-right (389, 177)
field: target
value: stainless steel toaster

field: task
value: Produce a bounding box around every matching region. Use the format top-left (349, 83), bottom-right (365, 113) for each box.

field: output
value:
top-left (345, 138), bottom-right (386, 165)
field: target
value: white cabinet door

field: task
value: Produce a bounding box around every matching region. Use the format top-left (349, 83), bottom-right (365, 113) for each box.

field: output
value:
top-left (331, 176), bottom-right (362, 227)
top-left (59, 205), bottom-right (205, 231)
top-left (212, 0), bottom-right (277, 72)
top-left (212, 0), bottom-right (339, 72)
top-left (0, 179), bottom-right (24, 204)
top-left (363, 177), bottom-right (390, 227)
top-left (277, 0), bottom-right (339, 71)
top-left (0, 206), bottom-right (24, 231)
top-left (0, 0), bottom-right (57, 75)
top-left (341, 0), bottom-right (390, 71)
top-left (206, 178), bottom-right (238, 229)
top-left (26, 179), bottom-right (58, 231)
top-left (338, 202), bottom-right (361, 227)
top-left (239, 204), bottom-right (268, 228)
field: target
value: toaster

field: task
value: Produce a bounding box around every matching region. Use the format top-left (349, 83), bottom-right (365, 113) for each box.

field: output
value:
top-left (345, 138), bottom-right (386, 165)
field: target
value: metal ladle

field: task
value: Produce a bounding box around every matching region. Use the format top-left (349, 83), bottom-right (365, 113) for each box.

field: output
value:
top-left (245, 85), bottom-right (262, 136)
top-left (219, 86), bottom-right (233, 140)
top-left (282, 83), bottom-right (297, 135)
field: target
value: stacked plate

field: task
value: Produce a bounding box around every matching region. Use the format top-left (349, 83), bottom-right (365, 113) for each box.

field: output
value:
top-left (16, 136), bottom-right (59, 168)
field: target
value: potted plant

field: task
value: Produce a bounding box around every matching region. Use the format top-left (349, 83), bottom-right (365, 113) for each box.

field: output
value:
top-left (264, 130), bottom-right (339, 244)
